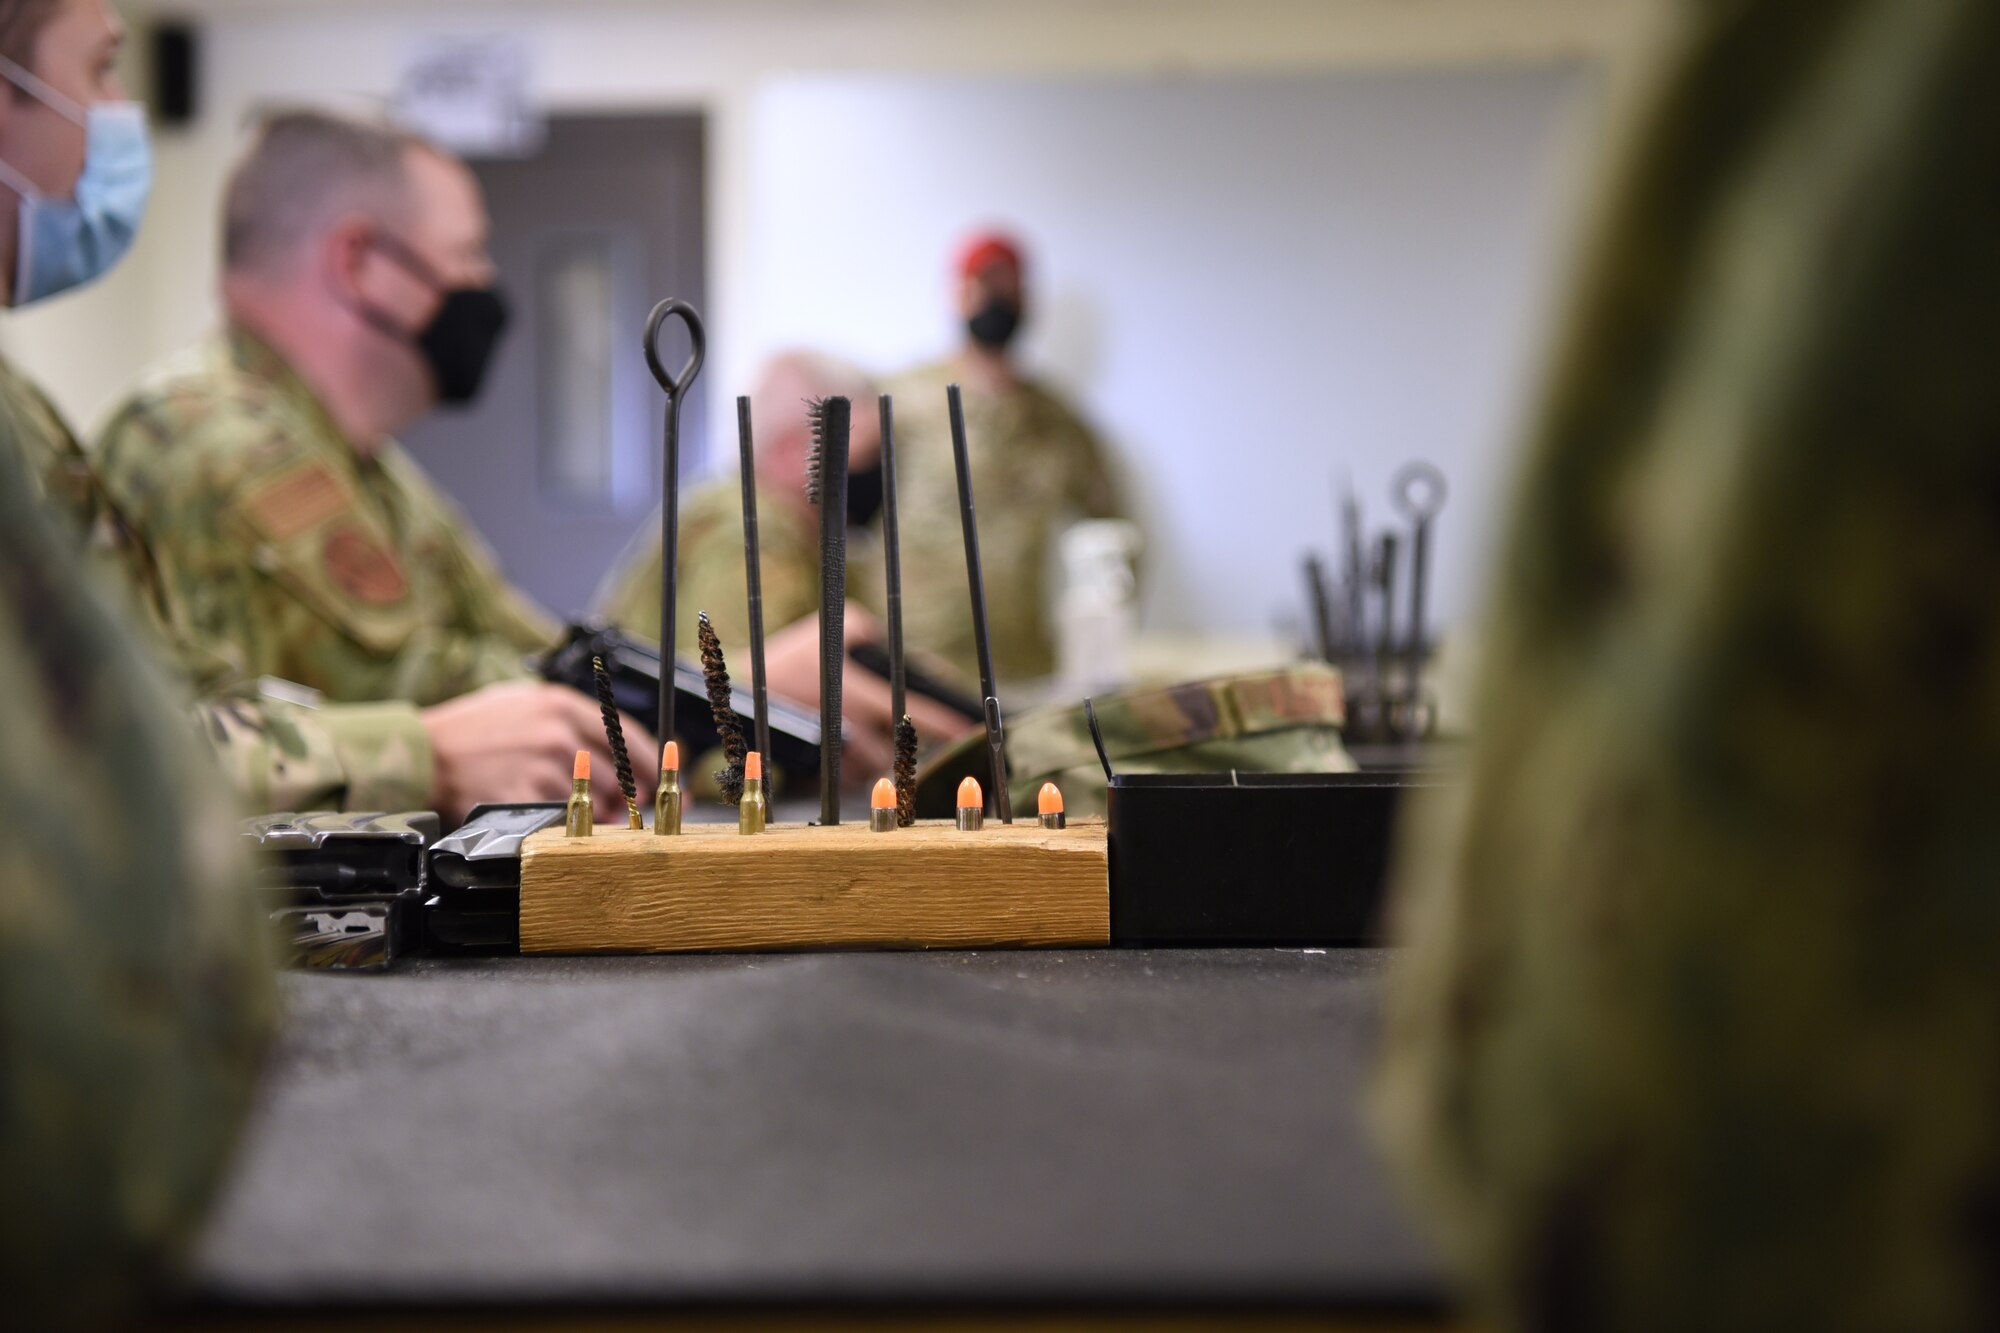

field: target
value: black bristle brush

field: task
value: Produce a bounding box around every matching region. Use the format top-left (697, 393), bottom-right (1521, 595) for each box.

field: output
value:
top-left (805, 395), bottom-right (850, 825)
top-left (591, 654), bottom-right (642, 828)
top-left (697, 611), bottom-right (747, 804)
top-left (879, 394), bottom-right (917, 826)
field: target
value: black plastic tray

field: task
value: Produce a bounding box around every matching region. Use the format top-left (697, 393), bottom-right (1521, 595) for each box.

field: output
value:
top-left (1106, 771), bottom-right (1443, 946)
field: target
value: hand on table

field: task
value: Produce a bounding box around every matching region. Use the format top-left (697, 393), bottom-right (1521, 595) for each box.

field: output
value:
top-left (421, 679), bottom-right (660, 825)
top-left (762, 609), bottom-right (979, 784)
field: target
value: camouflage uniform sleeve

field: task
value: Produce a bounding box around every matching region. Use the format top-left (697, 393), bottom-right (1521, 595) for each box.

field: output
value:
top-left (0, 423), bottom-right (274, 1326)
top-left (1376, 2), bottom-right (2000, 1330)
top-left (94, 393), bottom-right (544, 707)
top-left (195, 686), bottom-right (433, 814)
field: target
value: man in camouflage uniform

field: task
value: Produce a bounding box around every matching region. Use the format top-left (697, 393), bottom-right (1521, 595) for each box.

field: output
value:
top-left (598, 349), bottom-right (883, 654)
top-left (94, 110), bottom-right (558, 708)
top-left (0, 8), bottom-right (272, 1323)
top-left (599, 349), bottom-right (973, 778)
top-left (3, 84), bottom-right (640, 818)
top-left (1377, 1), bottom-right (2000, 1329)
top-left (885, 231), bottom-right (1127, 688)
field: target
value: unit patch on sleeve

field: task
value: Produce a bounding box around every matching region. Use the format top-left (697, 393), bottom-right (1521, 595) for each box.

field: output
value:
top-left (242, 462), bottom-right (349, 542)
top-left (322, 523), bottom-right (410, 605)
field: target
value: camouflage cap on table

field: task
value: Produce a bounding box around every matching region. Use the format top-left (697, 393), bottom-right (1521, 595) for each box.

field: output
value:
top-left (912, 662), bottom-right (1353, 819)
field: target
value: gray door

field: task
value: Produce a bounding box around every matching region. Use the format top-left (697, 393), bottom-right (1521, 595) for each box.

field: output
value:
top-left (401, 113), bottom-right (708, 620)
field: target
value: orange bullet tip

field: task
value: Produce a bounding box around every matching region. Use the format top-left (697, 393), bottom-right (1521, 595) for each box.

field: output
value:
top-left (662, 740), bottom-right (680, 770)
top-left (956, 776), bottom-right (983, 809)
top-left (1038, 782), bottom-right (1064, 815)
top-left (871, 777), bottom-right (897, 810)
top-left (573, 750), bottom-right (590, 781)
top-left (745, 751), bottom-right (763, 780)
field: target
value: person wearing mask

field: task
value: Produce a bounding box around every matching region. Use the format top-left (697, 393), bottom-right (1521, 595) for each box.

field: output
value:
top-left (1377, 0), bottom-right (2000, 1328)
top-left (0, 2), bottom-right (272, 1322)
top-left (884, 230), bottom-right (1127, 688)
top-left (597, 348), bottom-right (971, 780)
top-left (0, 29), bottom-right (641, 822)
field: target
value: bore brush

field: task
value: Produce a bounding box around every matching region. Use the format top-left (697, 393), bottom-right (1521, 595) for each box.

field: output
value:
top-left (806, 395), bottom-right (851, 824)
top-left (893, 714), bottom-right (918, 828)
top-left (591, 654), bottom-right (642, 828)
top-left (697, 611), bottom-right (747, 805)
top-left (880, 393), bottom-right (918, 826)
top-left (946, 384), bottom-right (1011, 823)
top-left (736, 395), bottom-right (773, 764)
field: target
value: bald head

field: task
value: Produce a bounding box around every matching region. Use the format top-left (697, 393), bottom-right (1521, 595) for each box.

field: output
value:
top-left (747, 350), bottom-right (881, 503)
top-left (223, 110), bottom-right (428, 278)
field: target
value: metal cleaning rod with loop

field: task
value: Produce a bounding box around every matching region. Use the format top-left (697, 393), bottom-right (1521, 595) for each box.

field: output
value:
top-left (643, 298), bottom-right (706, 753)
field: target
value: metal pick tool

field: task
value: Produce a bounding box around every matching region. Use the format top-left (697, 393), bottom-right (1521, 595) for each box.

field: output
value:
top-left (643, 298), bottom-right (706, 754)
top-left (1391, 461), bottom-right (1447, 739)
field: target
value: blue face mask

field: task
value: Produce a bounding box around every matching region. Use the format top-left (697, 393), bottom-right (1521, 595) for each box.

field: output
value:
top-left (0, 53), bottom-right (152, 307)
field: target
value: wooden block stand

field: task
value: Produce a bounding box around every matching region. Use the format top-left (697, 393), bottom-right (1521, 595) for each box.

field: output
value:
top-left (519, 819), bottom-right (1109, 954)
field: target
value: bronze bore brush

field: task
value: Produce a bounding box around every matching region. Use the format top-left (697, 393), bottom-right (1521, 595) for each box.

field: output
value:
top-left (805, 395), bottom-right (851, 824)
top-left (893, 714), bottom-right (918, 828)
top-left (697, 610), bottom-right (747, 805)
top-left (591, 654), bottom-right (642, 828)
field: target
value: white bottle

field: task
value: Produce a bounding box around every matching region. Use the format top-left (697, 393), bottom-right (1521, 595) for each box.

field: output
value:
top-left (1056, 519), bottom-right (1143, 698)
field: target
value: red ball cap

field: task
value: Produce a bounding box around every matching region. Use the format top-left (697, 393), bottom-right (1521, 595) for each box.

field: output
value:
top-left (955, 229), bottom-right (1024, 281)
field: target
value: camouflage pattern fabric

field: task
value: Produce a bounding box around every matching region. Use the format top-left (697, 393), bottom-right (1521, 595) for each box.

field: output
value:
top-left (0, 425), bottom-right (275, 1327)
top-left (883, 358), bottom-right (1123, 686)
top-left (913, 662), bottom-right (1352, 818)
top-left (1, 349), bottom-right (432, 814)
top-left (595, 473), bottom-right (883, 660)
top-left (1376, 2), bottom-right (2000, 1329)
top-left (92, 326), bottom-right (558, 708)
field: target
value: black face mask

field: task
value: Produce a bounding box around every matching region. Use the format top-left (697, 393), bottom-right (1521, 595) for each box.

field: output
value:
top-left (413, 285), bottom-right (510, 404)
top-left (359, 232), bottom-right (511, 406)
top-left (846, 461), bottom-right (884, 527)
top-left (967, 296), bottom-right (1022, 350)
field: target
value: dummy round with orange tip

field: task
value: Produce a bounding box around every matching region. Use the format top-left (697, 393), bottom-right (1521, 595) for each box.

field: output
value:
top-left (565, 749), bottom-right (593, 836)
top-left (870, 776), bottom-right (898, 832)
top-left (955, 775), bottom-right (986, 831)
top-left (654, 740), bottom-right (683, 836)
top-left (738, 751), bottom-right (767, 834)
top-left (1038, 781), bottom-right (1067, 830)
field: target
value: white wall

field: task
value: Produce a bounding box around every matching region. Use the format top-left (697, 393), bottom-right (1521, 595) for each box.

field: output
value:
top-left (745, 70), bottom-right (1590, 636)
top-left (1, 0), bottom-right (1628, 636)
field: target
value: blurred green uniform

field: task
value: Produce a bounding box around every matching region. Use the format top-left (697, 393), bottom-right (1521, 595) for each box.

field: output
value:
top-left (1377, 2), bottom-right (2000, 1329)
top-left (0, 423), bottom-right (275, 1327)
top-left (93, 327), bottom-right (558, 708)
top-left (598, 477), bottom-right (820, 655)
top-left (883, 359), bottom-right (1122, 685)
top-left (0, 350), bottom-right (432, 813)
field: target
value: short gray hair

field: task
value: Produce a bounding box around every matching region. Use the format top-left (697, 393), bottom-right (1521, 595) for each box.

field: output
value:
top-left (222, 110), bottom-right (429, 275)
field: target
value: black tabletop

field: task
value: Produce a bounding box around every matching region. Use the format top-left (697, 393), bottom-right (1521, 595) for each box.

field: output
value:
top-left (192, 949), bottom-right (1445, 1314)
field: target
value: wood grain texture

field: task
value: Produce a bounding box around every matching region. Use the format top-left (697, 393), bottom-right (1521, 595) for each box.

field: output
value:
top-left (519, 819), bottom-right (1109, 954)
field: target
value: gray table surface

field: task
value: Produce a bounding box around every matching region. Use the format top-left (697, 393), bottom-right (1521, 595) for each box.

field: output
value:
top-left (193, 948), bottom-right (1444, 1311)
